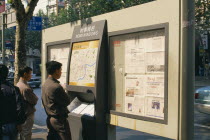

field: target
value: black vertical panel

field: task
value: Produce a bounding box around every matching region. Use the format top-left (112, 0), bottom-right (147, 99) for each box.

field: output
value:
top-left (66, 20), bottom-right (108, 140)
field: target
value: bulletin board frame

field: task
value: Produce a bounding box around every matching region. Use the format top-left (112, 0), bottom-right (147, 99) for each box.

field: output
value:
top-left (109, 23), bottom-right (169, 124)
top-left (45, 39), bottom-right (71, 83)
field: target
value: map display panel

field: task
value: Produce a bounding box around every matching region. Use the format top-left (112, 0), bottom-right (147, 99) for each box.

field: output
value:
top-left (69, 40), bottom-right (99, 87)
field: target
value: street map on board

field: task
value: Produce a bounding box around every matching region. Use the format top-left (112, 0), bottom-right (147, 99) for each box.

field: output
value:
top-left (69, 40), bottom-right (99, 87)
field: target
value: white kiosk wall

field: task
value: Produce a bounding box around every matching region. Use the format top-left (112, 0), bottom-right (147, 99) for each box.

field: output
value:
top-left (42, 0), bottom-right (194, 139)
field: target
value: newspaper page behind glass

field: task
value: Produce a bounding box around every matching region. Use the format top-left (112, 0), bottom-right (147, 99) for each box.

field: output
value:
top-left (119, 30), bottom-right (165, 120)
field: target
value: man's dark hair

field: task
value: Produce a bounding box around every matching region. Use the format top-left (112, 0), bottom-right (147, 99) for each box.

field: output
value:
top-left (0, 64), bottom-right (9, 80)
top-left (46, 61), bottom-right (62, 75)
top-left (19, 66), bottom-right (32, 77)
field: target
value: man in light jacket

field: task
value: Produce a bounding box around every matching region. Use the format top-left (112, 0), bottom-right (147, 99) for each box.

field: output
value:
top-left (17, 66), bottom-right (38, 140)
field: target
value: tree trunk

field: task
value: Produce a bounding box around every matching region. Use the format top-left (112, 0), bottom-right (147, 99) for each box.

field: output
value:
top-left (14, 22), bottom-right (26, 85)
top-left (12, 0), bottom-right (39, 85)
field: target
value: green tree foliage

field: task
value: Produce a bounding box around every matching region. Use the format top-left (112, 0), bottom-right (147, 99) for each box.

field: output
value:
top-left (4, 28), bottom-right (41, 52)
top-left (36, 0), bottom-right (209, 32)
top-left (195, 0), bottom-right (210, 32)
top-left (5, 28), bottom-right (15, 51)
top-left (25, 30), bottom-right (41, 50)
top-left (40, 0), bottom-right (154, 28)
top-left (67, 0), bottom-right (154, 21)
top-left (6, 0), bottom-right (41, 51)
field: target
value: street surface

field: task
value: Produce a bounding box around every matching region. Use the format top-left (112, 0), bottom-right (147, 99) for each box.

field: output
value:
top-left (32, 88), bottom-right (210, 140)
top-left (33, 88), bottom-right (47, 133)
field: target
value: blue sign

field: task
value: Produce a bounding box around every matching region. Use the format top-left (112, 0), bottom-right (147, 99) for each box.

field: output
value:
top-left (10, 16), bottom-right (42, 31)
top-left (27, 16), bottom-right (42, 31)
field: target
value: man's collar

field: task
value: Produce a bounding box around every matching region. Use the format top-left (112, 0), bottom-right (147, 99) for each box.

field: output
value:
top-left (19, 78), bottom-right (28, 84)
top-left (48, 77), bottom-right (60, 83)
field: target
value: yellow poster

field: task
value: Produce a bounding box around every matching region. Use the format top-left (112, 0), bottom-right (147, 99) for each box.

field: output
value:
top-left (69, 40), bottom-right (99, 87)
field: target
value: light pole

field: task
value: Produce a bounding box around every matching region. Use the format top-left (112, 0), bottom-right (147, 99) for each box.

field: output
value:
top-left (1, 12), bottom-right (6, 64)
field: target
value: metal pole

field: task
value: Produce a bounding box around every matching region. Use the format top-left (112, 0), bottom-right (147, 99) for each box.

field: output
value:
top-left (179, 0), bottom-right (195, 139)
top-left (47, 0), bottom-right (49, 17)
top-left (1, 13), bottom-right (6, 65)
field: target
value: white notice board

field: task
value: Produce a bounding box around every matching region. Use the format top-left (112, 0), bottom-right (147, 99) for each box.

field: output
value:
top-left (47, 43), bottom-right (70, 85)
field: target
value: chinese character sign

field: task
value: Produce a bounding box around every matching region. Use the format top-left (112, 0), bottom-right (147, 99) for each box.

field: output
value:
top-left (27, 17), bottom-right (42, 31)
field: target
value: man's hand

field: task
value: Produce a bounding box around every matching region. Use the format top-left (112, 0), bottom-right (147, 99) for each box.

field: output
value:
top-left (17, 125), bottom-right (22, 132)
top-left (61, 83), bottom-right (67, 90)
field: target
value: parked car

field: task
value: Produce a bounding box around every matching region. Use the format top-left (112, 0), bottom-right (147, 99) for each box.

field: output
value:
top-left (6, 71), bottom-right (41, 88)
top-left (195, 86), bottom-right (210, 114)
top-left (7, 70), bottom-right (15, 84)
top-left (28, 76), bottom-right (41, 88)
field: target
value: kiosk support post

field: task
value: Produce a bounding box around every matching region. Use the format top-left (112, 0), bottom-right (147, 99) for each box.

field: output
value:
top-left (179, 0), bottom-right (195, 139)
top-left (108, 125), bottom-right (116, 140)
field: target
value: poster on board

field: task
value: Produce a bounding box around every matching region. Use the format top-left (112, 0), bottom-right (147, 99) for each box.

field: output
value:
top-left (145, 97), bottom-right (164, 119)
top-left (124, 36), bottom-right (145, 74)
top-left (124, 74), bottom-right (164, 119)
top-left (69, 40), bottom-right (99, 87)
top-left (48, 44), bottom-right (70, 85)
top-left (146, 75), bottom-right (164, 97)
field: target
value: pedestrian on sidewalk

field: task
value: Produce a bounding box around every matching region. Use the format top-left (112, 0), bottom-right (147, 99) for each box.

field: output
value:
top-left (17, 66), bottom-right (38, 140)
top-left (42, 61), bottom-right (71, 140)
top-left (0, 64), bottom-right (26, 140)
top-left (204, 63), bottom-right (210, 79)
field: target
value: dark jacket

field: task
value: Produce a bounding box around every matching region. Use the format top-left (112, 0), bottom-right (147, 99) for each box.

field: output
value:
top-left (17, 79), bottom-right (38, 116)
top-left (0, 80), bottom-right (26, 125)
top-left (42, 77), bottom-right (70, 118)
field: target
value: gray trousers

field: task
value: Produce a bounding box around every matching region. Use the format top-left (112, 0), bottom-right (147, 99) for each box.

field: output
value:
top-left (20, 114), bottom-right (34, 140)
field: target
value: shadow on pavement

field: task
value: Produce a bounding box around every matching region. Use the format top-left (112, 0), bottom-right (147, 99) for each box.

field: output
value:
top-left (116, 127), bottom-right (172, 140)
top-left (119, 135), bottom-right (170, 140)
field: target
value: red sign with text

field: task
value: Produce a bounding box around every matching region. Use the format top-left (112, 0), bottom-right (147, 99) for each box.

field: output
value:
top-left (0, 0), bottom-right (5, 13)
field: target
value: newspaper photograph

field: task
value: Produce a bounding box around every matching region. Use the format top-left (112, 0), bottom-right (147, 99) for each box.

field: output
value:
top-left (145, 97), bottom-right (164, 120)
top-left (146, 52), bottom-right (165, 73)
top-left (125, 75), bottom-right (145, 97)
top-left (125, 97), bottom-right (134, 113)
top-left (125, 96), bottom-right (145, 116)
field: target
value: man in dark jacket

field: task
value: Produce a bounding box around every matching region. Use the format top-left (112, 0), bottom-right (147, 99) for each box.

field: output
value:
top-left (42, 61), bottom-right (71, 140)
top-left (0, 64), bottom-right (26, 140)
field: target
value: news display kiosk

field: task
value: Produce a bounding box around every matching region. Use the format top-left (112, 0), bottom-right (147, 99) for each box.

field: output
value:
top-left (66, 20), bottom-right (108, 140)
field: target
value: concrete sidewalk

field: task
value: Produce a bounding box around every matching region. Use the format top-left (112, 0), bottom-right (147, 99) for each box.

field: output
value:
top-left (32, 132), bottom-right (47, 140)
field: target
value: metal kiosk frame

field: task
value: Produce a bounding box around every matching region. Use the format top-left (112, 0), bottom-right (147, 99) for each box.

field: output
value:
top-left (66, 20), bottom-right (108, 140)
